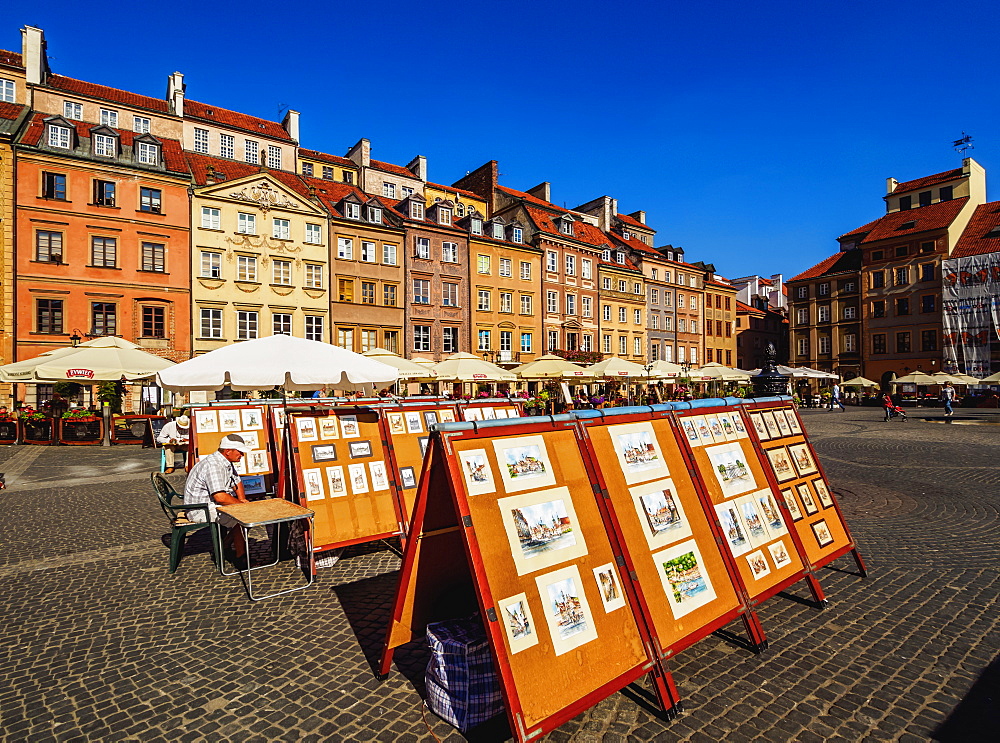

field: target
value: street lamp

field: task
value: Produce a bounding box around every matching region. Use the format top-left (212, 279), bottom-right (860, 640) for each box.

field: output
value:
top-left (69, 330), bottom-right (82, 347)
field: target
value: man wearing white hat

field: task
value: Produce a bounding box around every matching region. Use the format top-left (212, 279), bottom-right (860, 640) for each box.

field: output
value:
top-left (184, 434), bottom-right (252, 557)
top-left (156, 415), bottom-right (190, 473)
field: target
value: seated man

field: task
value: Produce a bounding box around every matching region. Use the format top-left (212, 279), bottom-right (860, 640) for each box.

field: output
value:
top-left (183, 434), bottom-right (251, 557)
top-left (156, 415), bottom-right (190, 473)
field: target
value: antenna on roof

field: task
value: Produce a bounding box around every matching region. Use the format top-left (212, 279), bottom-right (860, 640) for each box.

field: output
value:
top-left (953, 132), bottom-right (974, 158)
top-left (277, 103), bottom-right (289, 117)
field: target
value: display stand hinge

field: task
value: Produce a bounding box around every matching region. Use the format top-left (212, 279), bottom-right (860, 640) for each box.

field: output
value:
top-left (462, 515), bottom-right (473, 528)
top-left (591, 482), bottom-right (602, 495)
top-left (486, 607), bottom-right (497, 622)
top-left (629, 570), bottom-right (638, 581)
top-left (292, 446), bottom-right (299, 454)
top-left (614, 554), bottom-right (626, 567)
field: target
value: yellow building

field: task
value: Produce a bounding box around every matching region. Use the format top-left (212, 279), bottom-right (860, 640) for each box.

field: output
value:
top-left (598, 253), bottom-right (647, 362)
top-left (187, 153), bottom-right (330, 356)
top-left (703, 276), bottom-right (739, 367)
top-left (298, 148), bottom-right (359, 187)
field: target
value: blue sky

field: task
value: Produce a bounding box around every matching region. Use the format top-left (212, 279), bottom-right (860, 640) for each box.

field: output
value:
top-left (7, 1), bottom-right (999, 279)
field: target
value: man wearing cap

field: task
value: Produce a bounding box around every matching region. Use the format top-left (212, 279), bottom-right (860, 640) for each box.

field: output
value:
top-left (156, 415), bottom-right (190, 474)
top-left (184, 434), bottom-right (252, 556)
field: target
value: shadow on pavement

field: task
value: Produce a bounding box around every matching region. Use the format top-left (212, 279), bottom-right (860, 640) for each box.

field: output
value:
top-left (933, 654), bottom-right (1000, 741)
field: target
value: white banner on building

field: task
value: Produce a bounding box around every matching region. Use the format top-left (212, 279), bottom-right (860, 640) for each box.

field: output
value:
top-left (942, 252), bottom-right (1000, 378)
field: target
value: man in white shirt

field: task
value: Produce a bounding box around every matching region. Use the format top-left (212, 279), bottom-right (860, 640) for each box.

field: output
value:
top-left (184, 434), bottom-right (251, 557)
top-left (156, 415), bottom-right (190, 473)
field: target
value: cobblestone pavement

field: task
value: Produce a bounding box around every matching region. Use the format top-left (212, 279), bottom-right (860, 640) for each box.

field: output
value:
top-left (0, 407), bottom-right (997, 741)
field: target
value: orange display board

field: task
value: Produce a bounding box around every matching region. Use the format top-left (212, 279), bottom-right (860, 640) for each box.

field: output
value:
top-left (189, 404), bottom-right (276, 494)
top-left (382, 403), bottom-right (458, 518)
top-left (460, 399), bottom-right (523, 421)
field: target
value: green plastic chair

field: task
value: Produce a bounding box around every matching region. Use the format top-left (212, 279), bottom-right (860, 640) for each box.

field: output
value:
top-left (151, 472), bottom-right (219, 573)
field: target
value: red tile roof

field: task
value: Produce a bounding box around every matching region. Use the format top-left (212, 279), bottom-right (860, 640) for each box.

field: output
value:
top-left (299, 148), bottom-right (356, 168)
top-left (498, 184), bottom-right (564, 211)
top-left (616, 212), bottom-right (652, 231)
top-left (0, 102), bottom-right (24, 121)
top-left (426, 181), bottom-right (483, 201)
top-left (838, 215), bottom-right (882, 240)
top-left (891, 167), bottom-right (963, 195)
top-left (301, 175), bottom-right (406, 222)
top-left (370, 159), bottom-right (418, 179)
top-left (523, 207), bottom-right (611, 249)
top-left (184, 99), bottom-right (292, 142)
top-left (608, 231), bottom-right (661, 257)
top-left (706, 279), bottom-right (734, 289)
top-left (789, 249), bottom-right (861, 282)
top-left (0, 49), bottom-right (22, 69)
top-left (47, 75), bottom-right (170, 113)
top-left (185, 152), bottom-right (310, 196)
top-left (951, 202), bottom-right (1000, 258)
top-left (858, 197), bottom-right (968, 243)
top-left (736, 300), bottom-right (759, 314)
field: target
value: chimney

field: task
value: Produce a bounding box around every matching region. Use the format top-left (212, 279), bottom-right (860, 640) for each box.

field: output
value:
top-left (452, 160), bottom-right (498, 203)
top-left (282, 109), bottom-right (300, 143)
top-left (346, 138), bottom-right (371, 168)
top-left (885, 177), bottom-right (898, 195)
top-left (406, 155), bottom-right (427, 182)
top-left (629, 210), bottom-right (646, 225)
top-left (166, 72), bottom-right (185, 116)
top-left (526, 182), bottom-right (551, 203)
top-left (21, 26), bottom-right (49, 85)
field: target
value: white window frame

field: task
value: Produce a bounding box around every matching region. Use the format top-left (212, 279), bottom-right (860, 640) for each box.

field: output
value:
top-left (337, 237), bottom-right (354, 260)
top-left (237, 255), bottom-right (257, 282)
top-left (634, 309), bottom-right (642, 325)
top-left (93, 134), bottom-right (116, 157)
top-left (546, 251), bottom-right (558, 272)
top-left (565, 255), bottom-right (576, 275)
top-left (201, 251), bottom-right (222, 278)
top-left (193, 127), bottom-right (209, 154)
top-left (272, 218), bottom-right (290, 240)
top-left (201, 207), bottom-right (221, 230)
top-left (471, 218), bottom-right (483, 235)
top-left (360, 241), bottom-right (376, 262)
top-left (415, 237), bottom-right (430, 259)
top-left (499, 258), bottom-right (512, 277)
top-left (844, 306), bottom-right (857, 320)
top-left (410, 202), bottom-right (424, 220)
top-left (305, 263), bottom-right (324, 289)
top-left (582, 259), bottom-right (592, 279)
top-left (478, 255), bottom-right (491, 274)
top-left (133, 116), bottom-right (150, 134)
top-left (477, 290), bottom-right (491, 311)
top-left (547, 291), bottom-right (558, 313)
top-left (237, 310), bottom-right (259, 340)
top-left (619, 307), bottom-right (627, 323)
top-left (237, 212), bottom-right (256, 234)
top-left (272, 259), bottom-right (292, 285)
top-left (136, 141), bottom-right (159, 164)
top-left (220, 133), bottom-right (234, 159)
top-left (520, 295), bottom-right (533, 314)
top-left (512, 227), bottom-right (523, 243)
top-left (368, 206), bottom-right (382, 223)
top-left (245, 139), bottom-right (259, 163)
top-left (566, 294), bottom-right (576, 315)
top-left (383, 244), bottom-right (398, 265)
top-left (305, 223), bottom-right (322, 244)
top-left (441, 242), bottom-right (457, 262)
top-left (492, 222), bottom-right (505, 240)
top-left (500, 292), bottom-right (513, 313)
top-left (267, 145), bottom-right (281, 170)
top-left (520, 261), bottom-right (531, 280)
top-left (272, 313), bottom-right (292, 336)
top-left (100, 109), bottom-right (118, 127)
top-left (383, 182), bottom-right (397, 199)
top-left (201, 308), bottom-right (223, 338)
top-left (63, 101), bottom-right (82, 119)
top-left (521, 332), bottom-right (533, 353)
top-left (438, 208), bottom-right (452, 225)
top-left (582, 296), bottom-right (592, 318)
top-left (413, 325), bottom-right (431, 352)
top-left (306, 316), bottom-right (325, 342)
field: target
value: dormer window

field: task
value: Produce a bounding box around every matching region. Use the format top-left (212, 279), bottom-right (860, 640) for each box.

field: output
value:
top-left (439, 208), bottom-right (452, 225)
top-left (471, 218), bottom-right (483, 235)
top-left (100, 109), bottom-right (118, 128)
top-left (560, 218), bottom-right (573, 235)
top-left (512, 227), bottom-right (523, 243)
top-left (410, 201), bottom-right (424, 220)
top-left (135, 138), bottom-right (160, 165)
top-left (623, 230), bottom-right (631, 240)
top-left (492, 222), bottom-right (505, 240)
top-left (93, 133), bottom-right (117, 158)
top-left (900, 220), bottom-right (916, 230)
top-left (48, 123), bottom-right (72, 149)
top-left (345, 202), bottom-right (360, 219)
top-left (368, 206), bottom-right (382, 223)
top-left (616, 251), bottom-right (625, 264)
top-left (456, 204), bottom-right (465, 217)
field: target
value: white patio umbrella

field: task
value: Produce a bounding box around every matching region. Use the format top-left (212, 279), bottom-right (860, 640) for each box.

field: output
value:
top-left (362, 348), bottom-right (436, 381)
top-left (841, 376), bottom-right (880, 388)
top-left (432, 352), bottom-right (516, 382)
top-left (0, 346), bottom-right (80, 382)
top-left (584, 357), bottom-right (649, 378)
top-left (513, 354), bottom-right (592, 380)
top-left (977, 370), bottom-right (1000, 384)
top-left (156, 334), bottom-right (398, 392)
top-left (646, 360), bottom-right (684, 379)
top-left (890, 371), bottom-right (938, 385)
top-left (690, 362), bottom-right (750, 381)
top-left (0, 336), bottom-right (174, 382)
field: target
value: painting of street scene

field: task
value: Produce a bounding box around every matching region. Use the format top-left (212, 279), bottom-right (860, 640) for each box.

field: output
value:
top-left (503, 444), bottom-right (548, 481)
top-left (511, 499), bottom-right (577, 560)
top-left (616, 430), bottom-right (662, 473)
top-left (545, 576), bottom-right (589, 640)
top-left (639, 488), bottom-right (684, 535)
top-left (707, 443), bottom-right (755, 497)
top-left (740, 500), bottom-right (769, 545)
top-left (766, 447), bottom-right (795, 481)
top-left (718, 505), bottom-right (750, 554)
top-left (505, 599), bottom-right (532, 640)
top-left (757, 492), bottom-right (785, 532)
top-left (681, 418), bottom-right (699, 442)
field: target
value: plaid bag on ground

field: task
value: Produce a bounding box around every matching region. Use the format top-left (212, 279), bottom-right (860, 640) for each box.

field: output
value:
top-left (424, 615), bottom-right (504, 731)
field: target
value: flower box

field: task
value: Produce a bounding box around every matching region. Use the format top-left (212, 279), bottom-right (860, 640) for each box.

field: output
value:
top-left (59, 418), bottom-right (103, 444)
top-left (22, 419), bottom-right (54, 444)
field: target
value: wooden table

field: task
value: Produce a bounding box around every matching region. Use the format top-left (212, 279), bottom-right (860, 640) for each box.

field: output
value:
top-left (217, 499), bottom-right (315, 601)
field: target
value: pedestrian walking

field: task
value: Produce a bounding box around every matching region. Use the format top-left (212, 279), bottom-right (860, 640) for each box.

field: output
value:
top-left (940, 381), bottom-right (957, 417)
top-left (829, 383), bottom-right (845, 412)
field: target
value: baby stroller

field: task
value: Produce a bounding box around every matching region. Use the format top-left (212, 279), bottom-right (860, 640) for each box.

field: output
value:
top-left (882, 394), bottom-right (907, 421)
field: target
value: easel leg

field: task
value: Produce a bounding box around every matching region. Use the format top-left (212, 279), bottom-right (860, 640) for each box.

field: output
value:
top-left (851, 548), bottom-right (869, 578)
top-left (649, 660), bottom-right (683, 719)
top-left (805, 572), bottom-right (828, 608)
top-left (741, 610), bottom-right (769, 653)
top-left (377, 645), bottom-right (394, 680)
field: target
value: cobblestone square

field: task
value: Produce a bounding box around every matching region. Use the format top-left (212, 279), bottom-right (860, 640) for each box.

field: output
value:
top-left (0, 407), bottom-right (997, 741)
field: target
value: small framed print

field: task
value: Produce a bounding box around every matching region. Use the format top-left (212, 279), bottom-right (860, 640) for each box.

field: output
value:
top-left (237, 430), bottom-right (260, 450)
top-left (295, 416), bottom-right (318, 442)
top-left (218, 409), bottom-right (242, 433)
top-left (318, 417), bottom-right (340, 440)
top-left (761, 411), bottom-right (782, 439)
top-left (246, 450), bottom-right (269, 473)
top-left (232, 457), bottom-right (247, 475)
top-left (812, 478), bottom-right (834, 508)
top-left (399, 466), bottom-right (417, 489)
top-left (652, 539), bottom-right (718, 619)
top-left (349, 440), bottom-right (372, 459)
top-left (717, 414), bottom-right (738, 441)
top-left (781, 488), bottom-right (804, 521)
top-left (789, 443), bottom-right (818, 477)
top-left (464, 407), bottom-right (482, 422)
top-left (480, 407), bottom-right (496, 420)
top-left (369, 460), bottom-right (390, 491)
top-left (592, 563), bottom-right (627, 612)
top-left (418, 436), bottom-right (430, 457)
top-left (811, 518), bottom-right (835, 548)
top-left (692, 415), bottom-right (717, 446)
top-left (339, 415), bottom-right (360, 438)
top-left (498, 592), bottom-right (539, 654)
top-left (729, 412), bottom-right (748, 438)
top-left (438, 409), bottom-right (456, 423)
top-left (745, 549), bottom-right (771, 580)
top-left (499, 486), bottom-right (588, 576)
top-left (737, 495), bottom-right (771, 549)
top-left (272, 407), bottom-right (286, 431)
top-left (783, 409), bottom-right (802, 435)
top-left (766, 446), bottom-right (796, 482)
top-left (705, 415), bottom-right (726, 441)
top-left (773, 410), bottom-right (791, 437)
top-left (630, 478), bottom-right (693, 549)
top-left (326, 465), bottom-right (347, 497)
top-left (194, 409), bottom-right (218, 434)
top-left (241, 475), bottom-right (266, 495)
top-left (680, 417), bottom-right (700, 445)
top-left (459, 448), bottom-right (495, 496)
top-left (716, 502), bottom-right (752, 556)
top-left (404, 412), bottom-right (423, 434)
top-left (240, 408), bottom-right (264, 431)
top-left (493, 434), bottom-right (557, 493)
top-left (535, 565), bottom-right (599, 656)
top-left (768, 539), bottom-right (793, 569)
top-left (387, 412), bottom-right (406, 435)
top-left (311, 443), bottom-right (337, 462)
top-left (422, 410), bottom-right (438, 429)
top-left (348, 463), bottom-right (369, 494)
top-left (608, 421), bottom-right (671, 484)
top-left (748, 411), bottom-right (769, 440)
top-left (706, 442), bottom-right (756, 498)
top-left (797, 482), bottom-right (819, 515)
top-left (303, 467), bottom-right (325, 501)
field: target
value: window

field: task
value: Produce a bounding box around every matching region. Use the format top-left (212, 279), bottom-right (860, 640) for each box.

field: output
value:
top-left (899, 195), bottom-right (911, 211)
top-left (663, 292), bottom-right (672, 307)
top-left (500, 292), bottom-right (513, 313)
top-left (471, 218), bottom-right (483, 235)
top-left (337, 237), bottom-right (354, 260)
top-left (616, 252), bottom-right (625, 264)
top-left (547, 330), bottom-right (558, 351)
top-left (844, 306), bottom-right (857, 320)
top-left (337, 328), bottom-right (354, 350)
top-left (438, 208), bottom-right (452, 225)
top-left (383, 243), bottom-right (397, 265)
top-left (272, 218), bottom-right (290, 240)
top-left (547, 291), bottom-right (558, 313)
top-left (560, 219), bottom-right (573, 235)
top-left (872, 250), bottom-right (884, 260)
top-left (201, 207), bottom-right (221, 230)
top-left (63, 101), bottom-right (82, 119)
top-left (383, 284), bottom-right (397, 306)
top-left (819, 336), bottom-right (831, 354)
top-left (443, 283), bottom-right (459, 307)
top-left (844, 281), bottom-right (856, 292)
top-left (872, 300), bottom-right (885, 318)
top-left (410, 202), bottom-right (424, 220)
top-left (272, 313), bottom-right (292, 335)
top-left (272, 260), bottom-right (292, 285)
top-left (414, 325), bottom-right (431, 352)
top-left (201, 308), bottom-right (223, 338)
top-left (634, 337), bottom-right (642, 356)
top-left (141, 306), bottom-right (165, 338)
top-left (896, 332), bottom-right (911, 353)
top-left (383, 330), bottom-right (399, 353)
top-left (520, 295), bottom-right (533, 314)
top-left (796, 286), bottom-right (808, 299)
top-left (201, 252), bottom-right (221, 278)
top-left (818, 306), bottom-right (830, 322)
top-left (245, 140), bottom-right (259, 163)
top-left (382, 182), bottom-right (396, 199)
top-left (919, 191), bottom-right (931, 207)
top-left (547, 251), bottom-right (558, 272)
top-left (141, 242), bottom-right (165, 272)
top-left (921, 295), bottom-right (936, 313)
top-left (921, 263), bottom-right (935, 281)
top-left (618, 280), bottom-right (627, 293)
top-left (237, 212), bottom-right (256, 234)
top-left (602, 335), bottom-right (611, 353)
top-left (896, 297), bottom-right (910, 315)
top-left (99, 109), bottom-right (118, 127)
top-left (619, 336), bottom-right (627, 355)
top-left (48, 123), bottom-right (71, 149)
top-left (634, 309), bottom-right (642, 325)
top-left (634, 283), bottom-right (642, 295)
top-left (521, 261), bottom-right (531, 280)
top-left (361, 241), bottom-right (376, 262)
top-left (844, 334), bottom-right (856, 352)
top-left (91, 237), bottom-right (117, 267)
top-left (220, 133), bottom-right (234, 159)
top-left (499, 258), bottom-right (512, 277)
top-left (359, 330), bottom-right (375, 352)
top-left (193, 128), bottom-right (209, 153)
top-left (582, 259), bottom-right (592, 279)
top-left (415, 237), bottom-right (430, 259)
top-left (477, 290), bottom-right (491, 311)
top-left (664, 345), bottom-right (673, 361)
top-left (139, 187), bottom-right (161, 213)
top-left (872, 334), bottom-right (886, 354)
top-left (366, 206), bottom-right (382, 223)
top-left (602, 304), bottom-right (611, 322)
top-left (677, 294), bottom-right (685, 309)
top-left (818, 283), bottom-right (830, 296)
top-left (921, 330), bottom-right (937, 351)
top-left (619, 307), bottom-right (627, 323)
top-left (940, 186), bottom-right (953, 201)
top-left (521, 333), bottom-right (533, 353)
top-left (0, 78), bottom-right (13, 103)
top-left (690, 320), bottom-right (698, 333)
top-left (441, 242), bottom-right (457, 262)
top-left (796, 337), bottom-right (808, 356)
top-left (478, 255), bottom-right (491, 274)
top-left (796, 308), bottom-right (808, 325)
top-left (322, 166), bottom-right (333, 180)
top-left (512, 227), bottom-right (523, 243)
top-left (582, 334), bottom-right (593, 352)
top-left (442, 327), bottom-right (459, 353)
top-left (337, 279), bottom-right (354, 302)
top-left (36, 299), bottom-right (63, 334)
top-left (603, 277), bottom-right (612, 290)
top-left (582, 296), bottom-right (592, 317)
top-left (94, 180), bottom-right (116, 206)
top-left (305, 316), bottom-right (324, 342)
top-left (301, 162), bottom-right (313, 176)
top-left (565, 255), bottom-right (576, 275)
top-left (343, 171), bottom-right (354, 185)
top-left (237, 255), bottom-right (257, 282)
top-left (895, 268), bottom-right (908, 286)
top-left (413, 279), bottom-right (430, 304)
top-left (478, 330), bottom-right (491, 351)
top-left (42, 172), bottom-right (66, 200)
top-left (305, 223), bottom-right (322, 244)
top-left (304, 263), bottom-right (323, 289)
top-left (267, 146), bottom-right (281, 170)
top-left (678, 319), bottom-right (686, 332)
top-left (361, 281), bottom-right (376, 304)
top-left (566, 294), bottom-right (576, 315)
top-left (91, 302), bottom-right (117, 336)
top-left (345, 202), bottom-right (360, 219)
top-left (871, 271), bottom-right (884, 289)
top-left (651, 314), bottom-right (659, 329)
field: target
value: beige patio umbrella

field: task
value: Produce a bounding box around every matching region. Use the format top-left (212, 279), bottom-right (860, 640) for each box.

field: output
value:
top-left (977, 370), bottom-right (1000, 384)
top-left (513, 354), bottom-right (592, 380)
top-left (841, 376), bottom-right (880, 388)
top-left (646, 360), bottom-right (684, 379)
top-left (0, 346), bottom-right (80, 382)
top-left (951, 373), bottom-right (983, 385)
top-left (432, 352), bottom-right (516, 382)
top-left (584, 357), bottom-right (649, 378)
top-left (363, 348), bottom-right (437, 380)
top-left (689, 362), bottom-right (751, 381)
top-left (890, 371), bottom-right (938, 385)
top-left (1, 336), bottom-right (174, 382)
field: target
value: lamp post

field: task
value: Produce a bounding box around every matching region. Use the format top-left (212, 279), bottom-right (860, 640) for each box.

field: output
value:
top-left (642, 361), bottom-right (654, 405)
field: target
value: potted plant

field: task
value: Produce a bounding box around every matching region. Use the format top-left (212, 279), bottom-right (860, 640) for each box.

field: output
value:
top-left (19, 406), bottom-right (52, 443)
